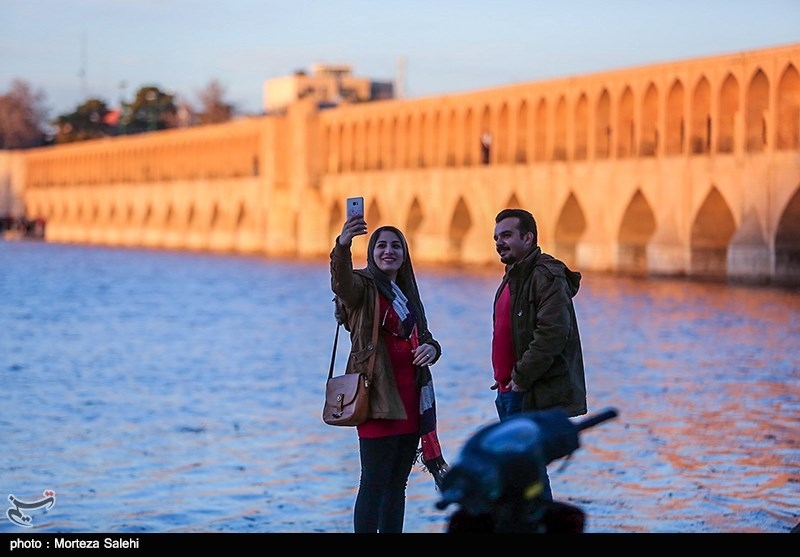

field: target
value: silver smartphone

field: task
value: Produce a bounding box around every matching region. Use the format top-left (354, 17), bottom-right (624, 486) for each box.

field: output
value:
top-left (346, 196), bottom-right (364, 218)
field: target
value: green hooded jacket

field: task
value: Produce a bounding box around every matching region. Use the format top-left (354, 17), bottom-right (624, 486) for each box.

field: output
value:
top-left (496, 246), bottom-right (587, 417)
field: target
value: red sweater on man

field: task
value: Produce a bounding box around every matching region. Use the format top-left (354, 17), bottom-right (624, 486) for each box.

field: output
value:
top-left (492, 283), bottom-right (515, 393)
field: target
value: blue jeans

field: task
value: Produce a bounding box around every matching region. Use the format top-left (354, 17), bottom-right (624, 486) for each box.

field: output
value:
top-left (494, 389), bottom-right (524, 421)
top-left (494, 389), bottom-right (553, 502)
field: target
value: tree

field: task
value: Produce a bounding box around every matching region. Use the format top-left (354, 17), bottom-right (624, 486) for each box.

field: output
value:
top-left (0, 79), bottom-right (50, 149)
top-left (196, 79), bottom-right (235, 125)
top-left (53, 98), bottom-right (114, 144)
top-left (120, 85), bottom-right (178, 135)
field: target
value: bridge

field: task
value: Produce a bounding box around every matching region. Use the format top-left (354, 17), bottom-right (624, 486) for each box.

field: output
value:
top-left (2, 42), bottom-right (799, 285)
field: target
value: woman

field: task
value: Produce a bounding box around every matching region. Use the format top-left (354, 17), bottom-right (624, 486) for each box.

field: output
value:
top-left (330, 213), bottom-right (447, 533)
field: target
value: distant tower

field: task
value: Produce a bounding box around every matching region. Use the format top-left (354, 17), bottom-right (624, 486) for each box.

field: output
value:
top-left (78, 32), bottom-right (88, 98)
top-left (396, 56), bottom-right (406, 99)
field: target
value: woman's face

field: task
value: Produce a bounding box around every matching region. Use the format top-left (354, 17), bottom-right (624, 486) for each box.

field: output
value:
top-left (373, 230), bottom-right (404, 280)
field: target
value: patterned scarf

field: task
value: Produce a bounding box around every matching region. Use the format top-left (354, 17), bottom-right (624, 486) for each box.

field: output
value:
top-left (415, 354), bottom-right (449, 489)
top-left (404, 324), bottom-right (446, 488)
top-left (389, 280), bottom-right (416, 338)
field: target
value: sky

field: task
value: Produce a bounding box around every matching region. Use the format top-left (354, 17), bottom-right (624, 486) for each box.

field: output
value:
top-left (1, 0), bottom-right (799, 119)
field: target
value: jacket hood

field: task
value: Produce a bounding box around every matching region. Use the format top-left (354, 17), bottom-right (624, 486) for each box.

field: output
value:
top-left (512, 246), bottom-right (581, 298)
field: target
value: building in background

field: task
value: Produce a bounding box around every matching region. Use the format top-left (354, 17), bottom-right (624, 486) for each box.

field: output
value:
top-left (263, 64), bottom-right (394, 112)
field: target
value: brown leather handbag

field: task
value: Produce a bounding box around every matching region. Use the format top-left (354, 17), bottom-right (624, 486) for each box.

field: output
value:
top-left (322, 292), bottom-right (380, 427)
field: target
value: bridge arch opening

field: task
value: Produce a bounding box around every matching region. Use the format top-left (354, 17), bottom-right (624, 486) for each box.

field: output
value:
top-left (366, 197), bottom-right (381, 226)
top-left (504, 193), bottom-right (522, 211)
top-left (746, 69), bottom-right (770, 152)
top-left (574, 94), bottom-right (589, 160)
top-left (689, 186), bottom-right (736, 280)
top-left (595, 90), bottom-right (611, 159)
top-left (617, 87), bottom-right (634, 158)
top-left (448, 197), bottom-right (473, 265)
top-left (516, 100), bottom-right (529, 164)
top-left (775, 186), bottom-right (800, 286)
top-left (327, 199), bottom-right (343, 248)
top-left (186, 204), bottom-right (196, 229)
top-left (617, 190), bottom-right (656, 275)
top-left (554, 192), bottom-right (586, 268)
top-left (405, 197), bottom-right (424, 251)
top-left (690, 76), bottom-right (712, 154)
top-left (777, 64), bottom-right (800, 150)
top-left (640, 83), bottom-right (658, 156)
top-left (717, 73), bottom-right (739, 153)
top-left (165, 204), bottom-right (175, 229)
top-left (666, 80), bottom-right (685, 155)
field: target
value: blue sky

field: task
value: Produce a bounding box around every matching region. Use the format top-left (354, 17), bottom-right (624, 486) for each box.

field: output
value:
top-left (1, 0), bottom-right (798, 118)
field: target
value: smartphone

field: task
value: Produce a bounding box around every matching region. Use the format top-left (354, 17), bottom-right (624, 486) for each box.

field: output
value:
top-left (346, 196), bottom-right (364, 218)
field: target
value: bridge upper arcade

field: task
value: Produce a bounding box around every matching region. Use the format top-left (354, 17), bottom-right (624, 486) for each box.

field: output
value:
top-left (317, 43), bottom-right (799, 171)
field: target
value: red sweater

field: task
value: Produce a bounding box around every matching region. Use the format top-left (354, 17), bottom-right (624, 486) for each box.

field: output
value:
top-left (492, 282), bottom-right (515, 393)
top-left (357, 296), bottom-right (420, 438)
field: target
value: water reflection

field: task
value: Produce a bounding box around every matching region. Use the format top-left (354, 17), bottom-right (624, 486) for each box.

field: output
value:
top-left (0, 242), bottom-right (797, 533)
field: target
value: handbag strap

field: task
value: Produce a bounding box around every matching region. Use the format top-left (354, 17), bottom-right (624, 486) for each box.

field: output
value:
top-left (328, 320), bottom-right (342, 380)
top-left (328, 289), bottom-right (380, 380)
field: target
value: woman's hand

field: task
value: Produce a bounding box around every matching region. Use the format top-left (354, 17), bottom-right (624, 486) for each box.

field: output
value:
top-left (413, 342), bottom-right (437, 367)
top-left (338, 214), bottom-right (367, 247)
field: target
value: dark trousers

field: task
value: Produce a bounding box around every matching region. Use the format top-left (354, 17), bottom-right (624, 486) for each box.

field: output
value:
top-left (354, 433), bottom-right (419, 533)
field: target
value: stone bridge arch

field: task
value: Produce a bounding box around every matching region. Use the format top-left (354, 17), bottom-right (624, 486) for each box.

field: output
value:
top-left (775, 186), bottom-right (800, 284)
top-left (777, 64), bottom-right (800, 149)
top-left (554, 193), bottom-right (588, 270)
top-left (690, 186), bottom-right (737, 279)
top-left (447, 197), bottom-right (473, 265)
top-left (617, 190), bottom-right (658, 275)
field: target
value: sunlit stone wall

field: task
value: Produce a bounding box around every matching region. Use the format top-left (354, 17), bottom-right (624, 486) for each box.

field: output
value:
top-left (5, 43), bottom-right (799, 285)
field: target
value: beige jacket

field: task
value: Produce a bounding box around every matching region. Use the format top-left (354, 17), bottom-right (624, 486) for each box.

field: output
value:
top-left (330, 241), bottom-right (441, 420)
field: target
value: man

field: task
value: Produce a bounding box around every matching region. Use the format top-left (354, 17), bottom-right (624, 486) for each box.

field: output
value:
top-left (490, 208), bottom-right (587, 500)
top-left (480, 131), bottom-right (492, 164)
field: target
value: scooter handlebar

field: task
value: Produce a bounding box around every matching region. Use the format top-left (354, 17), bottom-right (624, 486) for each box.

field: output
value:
top-left (574, 407), bottom-right (619, 432)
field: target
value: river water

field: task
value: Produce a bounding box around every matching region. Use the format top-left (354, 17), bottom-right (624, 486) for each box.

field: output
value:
top-left (0, 240), bottom-right (798, 534)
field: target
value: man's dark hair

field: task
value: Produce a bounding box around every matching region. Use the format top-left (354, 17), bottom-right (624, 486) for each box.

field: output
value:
top-left (495, 208), bottom-right (538, 245)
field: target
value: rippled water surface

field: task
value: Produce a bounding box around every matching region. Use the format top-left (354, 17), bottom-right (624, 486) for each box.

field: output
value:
top-left (1, 241), bottom-right (798, 534)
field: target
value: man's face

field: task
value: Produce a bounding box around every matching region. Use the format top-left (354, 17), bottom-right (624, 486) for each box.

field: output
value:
top-left (493, 217), bottom-right (533, 265)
